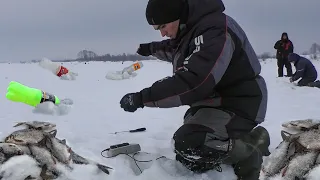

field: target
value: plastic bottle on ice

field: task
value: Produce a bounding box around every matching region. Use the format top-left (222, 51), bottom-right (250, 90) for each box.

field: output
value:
top-left (39, 58), bottom-right (69, 77)
top-left (122, 61), bottom-right (144, 75)
top-left (6, 81), bottom-right (60, 107)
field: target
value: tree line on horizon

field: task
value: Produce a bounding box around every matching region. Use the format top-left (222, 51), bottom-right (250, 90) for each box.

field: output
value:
top-left (14, 42), bottom-right (320, 64)
top-left (70, 43), bottom-right (320, 62)
top-left (56, 50), bottom-right (157, 62)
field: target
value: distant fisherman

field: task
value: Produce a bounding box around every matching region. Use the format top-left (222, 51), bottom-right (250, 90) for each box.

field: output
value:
top-left (288, 53), bottom-right (318, 86)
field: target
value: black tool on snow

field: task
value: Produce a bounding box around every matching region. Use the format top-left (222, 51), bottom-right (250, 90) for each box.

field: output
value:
top-left (110, 127), bottom-right (146, 134)
top-left (101, 143), bottom-right (141, 158)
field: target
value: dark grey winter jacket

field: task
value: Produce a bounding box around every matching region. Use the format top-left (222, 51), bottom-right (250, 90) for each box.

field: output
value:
top-left (288, 53), bottom-right (318, 81)
top-left (139, 0), bottom-right (267, 124)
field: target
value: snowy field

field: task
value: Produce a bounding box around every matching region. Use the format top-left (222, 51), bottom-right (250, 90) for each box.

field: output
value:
top-left (1, 58), bottom-right (320, 179)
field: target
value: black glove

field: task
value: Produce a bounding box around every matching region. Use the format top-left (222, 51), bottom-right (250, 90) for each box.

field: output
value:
top-left (120, 92), bottom-right (144, 112)
top-left (137, 43), bottom-right (152, 56)
top-left (289, 77), bottom-right (294, 83)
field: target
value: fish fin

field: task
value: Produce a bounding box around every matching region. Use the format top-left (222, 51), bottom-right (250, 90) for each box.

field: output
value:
top-left (281, 130), bottom-right (292, 141)
top-left (24, 175), bottom-right (37, 180)
top-left (38, 137), bottom-right (48, 147)
top-left (96, 163), bottom-right (112, 175)
top-left (49, 153), bottom-right (57, 164)
top-left (13, 122), bottom-right (24, 127)
top-left (61, 139), bottom-right (66, 145)
top-left (48, 130), bottom-right (57, 137)
top-left (39, 164), bottom-right (56, 180)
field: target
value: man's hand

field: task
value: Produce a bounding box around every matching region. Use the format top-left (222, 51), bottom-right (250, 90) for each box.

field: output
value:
top-left (137, 43), bottom-right (152, 56)
top-left (120, 92), bottom-right (144, 112)
top-left (289, 77), bottom-right (294, 83)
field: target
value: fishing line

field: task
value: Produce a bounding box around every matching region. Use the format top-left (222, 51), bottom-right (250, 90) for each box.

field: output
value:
top-left (100, 149), bottom-right (165, 174)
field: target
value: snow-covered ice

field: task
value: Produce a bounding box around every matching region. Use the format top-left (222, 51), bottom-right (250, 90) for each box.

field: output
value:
top-left (0, 58), bottom-right (320, 179)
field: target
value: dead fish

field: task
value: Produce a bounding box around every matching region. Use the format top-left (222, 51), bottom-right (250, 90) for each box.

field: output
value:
top-left (27, 145), bottom-right (61, 179)
top-left (0, 141), bottom-right (61, 178)
top-left (282, 119), bottom-right (320, 131)
top-left (261, 132), bottom-right (300, 178)
top-left (281, 129), bottom-right (320, 151)
top-left (293, 129), bottom-right (320, 151)
top-left (0, 142), bottom-right (24, 156)
top-left (4, 129), bottom-right (56, 145)
top-left (44, 137), bottom-right (72, 165)
top-left (14, 121), bottom-right (56, 133)
top-left (69, 148), bottom-right (112, 175)
top-left (4, 128), bottom-right (70, 167)
top-left (28, 146), bottom-right (57, 168)
top-left (281, 151), bottom-right (319, 179)
top-left (0, 142), bottom-right (25, 164)
top-left (262, 141), bottom-right (291, 177)
top-left (53, 138), bottom-right (112, 174)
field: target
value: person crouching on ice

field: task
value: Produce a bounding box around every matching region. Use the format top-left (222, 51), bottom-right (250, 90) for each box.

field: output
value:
top-left (119, 0), bottom-right (271, 179)
top-left (288, 53), bottom-right (318, 86)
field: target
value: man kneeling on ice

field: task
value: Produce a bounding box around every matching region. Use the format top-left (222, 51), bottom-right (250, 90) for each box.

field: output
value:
top-left (119, 0), bottom-right (270, 179)
top-left (288, 53), bottom-right (318, 86)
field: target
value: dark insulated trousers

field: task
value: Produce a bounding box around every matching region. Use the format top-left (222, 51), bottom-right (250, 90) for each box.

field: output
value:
top-left (173, 107), bottom-right (261, 179)
top-left (277, 57), bottom-right (292, 77)
top-left (298, 77), bottom-right (317, 86)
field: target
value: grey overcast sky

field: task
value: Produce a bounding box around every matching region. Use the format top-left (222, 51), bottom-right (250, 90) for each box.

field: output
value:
top-left (0, 0), bottom-right (319, 62)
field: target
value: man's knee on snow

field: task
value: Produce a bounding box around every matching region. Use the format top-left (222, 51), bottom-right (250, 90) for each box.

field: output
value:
top-left (183, 107), bottom-right (232, 139)
top-left (298, 78), bottom-right (317, 86)
top-left (308, 80), bottom-right (320, 88)
top-left (172, 124), bottom-right (232, 173)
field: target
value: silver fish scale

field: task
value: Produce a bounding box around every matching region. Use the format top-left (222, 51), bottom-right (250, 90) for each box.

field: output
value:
top-left (282, 151), bottom-right (319, 179)
top-left (15, 145), bottom-right (31, 155)
top-left (28, 145), bottom-right (57, 170)
top-left (262, 141), bottom-right (290, 177)
top-left (0, 143), bottom-right (24, 156)
top-left (48, 138), bottom-right (71, 164)
top-left (296, 130), bottom-right (320, 150)
top-left (4, 129), bottom-right (46, 145)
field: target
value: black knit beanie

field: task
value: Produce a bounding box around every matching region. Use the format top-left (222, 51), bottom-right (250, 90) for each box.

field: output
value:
top-left (146, 0), bottom-right (184, 25)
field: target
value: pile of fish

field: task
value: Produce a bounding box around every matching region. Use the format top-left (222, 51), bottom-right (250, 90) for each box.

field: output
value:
top-left (0, 121), bottom-right (112, 180)
top-left (260, 119), bottom-right (320, 180)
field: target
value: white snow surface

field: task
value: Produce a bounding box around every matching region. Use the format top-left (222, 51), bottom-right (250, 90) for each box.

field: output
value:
top-left (0, 58), bottom-right (320, 179)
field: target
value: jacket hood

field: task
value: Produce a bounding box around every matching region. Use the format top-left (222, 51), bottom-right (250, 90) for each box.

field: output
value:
top-left (288, 53), bottom-right (300, 63)
top-left (171, 0), bottom-right (225, 44)
top-left (281, 32), bottom-right (289, 40)
top-left (185, 0), bottom-right (225, 27)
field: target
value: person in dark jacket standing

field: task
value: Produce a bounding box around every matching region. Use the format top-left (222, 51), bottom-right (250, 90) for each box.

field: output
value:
top-left (288, 53), bottom-right (318, 86)
top-left (274, 32), bottom-right (294, 77)
top-left (119, 0), bottom-right (270, 179)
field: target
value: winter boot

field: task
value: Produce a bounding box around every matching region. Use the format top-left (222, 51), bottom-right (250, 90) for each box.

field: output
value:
top-left (278, 68), bottom-right (284, 77)
top-left (286, 65), bottom-right (293, 77)
top-left (224, 126), bottom-right (270, 180)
